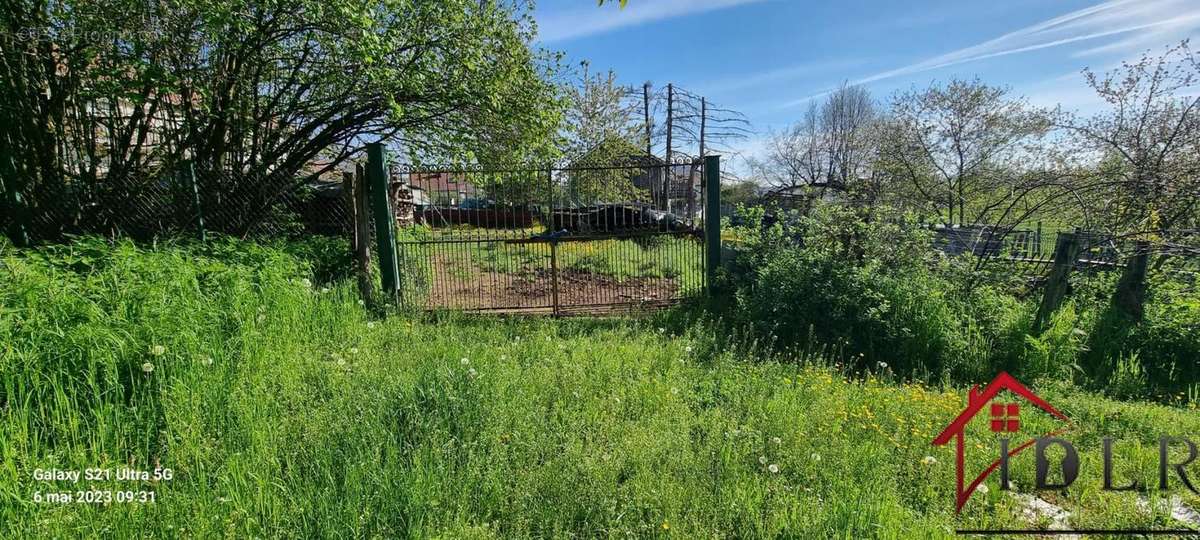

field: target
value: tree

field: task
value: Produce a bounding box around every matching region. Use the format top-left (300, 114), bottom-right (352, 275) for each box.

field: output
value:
top-left (1, 0), bottom-right (563, 237)
top-left (1064, 41), bottom-right (1200, 240)
top-left (753, 84), bottom-right (885, 209)
top-left (560, 61), bottom-right (642, 160)
top-left (758, 84), bottom-right (877, 189)
top-left (1062, 41), bottom-right (1200, 320)
top-left (881, 78), bottom-right (1052, 227)
top-left (558, 61), bottom-right (648, 203)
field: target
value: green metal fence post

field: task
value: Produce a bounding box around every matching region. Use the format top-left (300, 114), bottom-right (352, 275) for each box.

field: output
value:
top-left (367, 143), bottom-right (400, 301)
top-left (704, 155), bottom-right (721, 295)
top-left (183, 160), bottom-right (206, 242)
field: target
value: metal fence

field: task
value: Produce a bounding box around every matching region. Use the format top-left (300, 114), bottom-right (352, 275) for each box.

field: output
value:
top-left (3, 163), bottom-right (354, 243)
top-left (394, 159), bottom-right (709, 314)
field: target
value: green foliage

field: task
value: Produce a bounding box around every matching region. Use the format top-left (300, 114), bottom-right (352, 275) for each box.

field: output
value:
top-left (3, 238), bottom-right (1199, 537)
top-left (1, 0), bottom-right (565, 239)
top-left (729, 204), bottom-right (980, 380)
top-left (721, 202), bottom-right (1199, 401)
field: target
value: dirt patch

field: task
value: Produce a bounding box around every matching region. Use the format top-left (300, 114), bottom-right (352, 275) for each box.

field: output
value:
top-left (423, 255), bottom-right (679, 313)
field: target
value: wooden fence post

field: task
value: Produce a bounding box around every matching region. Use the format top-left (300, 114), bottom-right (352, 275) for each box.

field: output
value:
top-left (346, 168), bottom-right (374, 307)
top-left (367, 143), bottom-right (400, 302)
top-left (1112, 240), bottom-right (1150, 322)
top-left (1035, 232), bottom-right (1081, 330)
top-left (704, 155), bottom-right (721, 295)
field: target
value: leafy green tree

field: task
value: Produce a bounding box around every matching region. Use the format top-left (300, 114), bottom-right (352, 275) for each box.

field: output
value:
top-left (1, 0), bottom-right (564, 236)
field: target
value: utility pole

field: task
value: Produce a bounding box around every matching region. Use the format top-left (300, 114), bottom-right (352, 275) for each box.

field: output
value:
top-left (688, 97), bottom-right (705, 223)
top-left (664, 83), bottom-right (673, 211)
top-left (643, 82), bottom-right (653, 159)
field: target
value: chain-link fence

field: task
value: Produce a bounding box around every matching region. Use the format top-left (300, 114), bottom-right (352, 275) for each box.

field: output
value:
top-left (3, 163), bottom-right (354, 244)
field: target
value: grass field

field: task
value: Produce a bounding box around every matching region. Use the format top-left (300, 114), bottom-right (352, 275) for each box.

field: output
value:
top-left (2, 239), bottom-right (1198, 538)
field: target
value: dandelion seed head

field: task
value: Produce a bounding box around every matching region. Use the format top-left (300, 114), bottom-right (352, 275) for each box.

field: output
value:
top-left (922, 456), bottom-right (938, 466)
top-left (150, 345), bottom-right (166, 356)
top-left (460, 357), bottom-right (470, 366)
top-left (768, 464), bottom-right (780, 474)
top-left (141, 362), bottom-right (155, 373)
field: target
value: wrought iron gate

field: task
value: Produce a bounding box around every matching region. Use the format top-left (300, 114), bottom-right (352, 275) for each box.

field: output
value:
top-left (394, 158), bottom-right (713, 314)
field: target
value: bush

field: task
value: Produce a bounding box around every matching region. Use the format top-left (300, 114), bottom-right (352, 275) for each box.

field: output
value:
top-left (719, 202), bottom-right (1199, 401)
top-left (726, 204), bottom-right (999, 382)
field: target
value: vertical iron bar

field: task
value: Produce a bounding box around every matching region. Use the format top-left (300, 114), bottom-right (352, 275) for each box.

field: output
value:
top-left (551, 239), bottom-right (560, 317)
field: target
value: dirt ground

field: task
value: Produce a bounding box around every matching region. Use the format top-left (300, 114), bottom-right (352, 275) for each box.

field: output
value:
top-left (423, 254), bottom-right (680, 314)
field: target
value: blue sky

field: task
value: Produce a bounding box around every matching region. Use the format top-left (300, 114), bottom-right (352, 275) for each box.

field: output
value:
top-left (533, 0), bottom-right (1200, 169)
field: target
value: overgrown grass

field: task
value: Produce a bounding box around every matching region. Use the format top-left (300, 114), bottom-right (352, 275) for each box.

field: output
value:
top-left (1, 239), bottom-right (1198, 537)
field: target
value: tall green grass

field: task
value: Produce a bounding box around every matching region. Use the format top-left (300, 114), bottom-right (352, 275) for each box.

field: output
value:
top-left (1, 238), bottom-right (1197, 537)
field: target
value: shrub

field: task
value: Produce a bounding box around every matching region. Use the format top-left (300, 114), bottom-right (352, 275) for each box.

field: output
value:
top-left (726, 203), bottom-right (998, 382)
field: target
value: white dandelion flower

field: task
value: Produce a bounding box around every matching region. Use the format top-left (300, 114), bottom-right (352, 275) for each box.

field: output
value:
top-left (141, 362), bottom-right (155, 373)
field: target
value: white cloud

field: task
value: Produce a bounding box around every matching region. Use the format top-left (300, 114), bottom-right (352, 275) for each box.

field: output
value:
top-left (855, 0), bottom-right (1200, 85)
top-left (777, 0), bottom-right (1200, 109)
top-left (535, 0), bottom-right (768, 43)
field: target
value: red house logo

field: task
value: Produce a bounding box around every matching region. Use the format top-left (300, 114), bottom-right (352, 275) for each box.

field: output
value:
top-left (931, 372), bottom-right (1073, 512)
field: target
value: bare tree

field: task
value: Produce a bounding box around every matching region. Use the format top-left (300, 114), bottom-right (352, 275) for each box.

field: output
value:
top-left (753, 84), bottom-right (880, 199)
top-left (882, 78), bottom-right (1052, 227)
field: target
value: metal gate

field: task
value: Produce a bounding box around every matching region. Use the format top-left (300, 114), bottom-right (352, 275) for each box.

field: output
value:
top-left (394, 158), bottom-right (714, 314)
